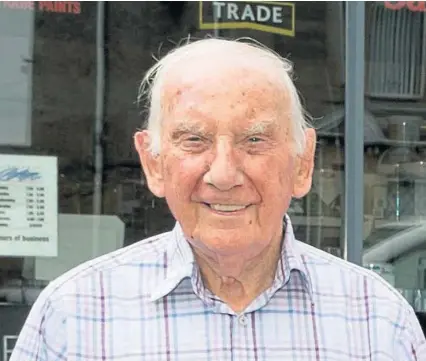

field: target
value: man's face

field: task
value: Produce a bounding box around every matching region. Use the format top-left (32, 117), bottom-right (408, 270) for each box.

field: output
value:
top-left (135, 64), bottom-right (316, 259)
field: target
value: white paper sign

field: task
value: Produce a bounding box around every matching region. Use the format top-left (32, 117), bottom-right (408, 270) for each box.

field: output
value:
top-left (0, 154), bottom-right (58, 257)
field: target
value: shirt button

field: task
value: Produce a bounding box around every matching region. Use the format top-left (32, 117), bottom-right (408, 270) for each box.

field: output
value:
top-left (238, 314), bottom-right (248, 326)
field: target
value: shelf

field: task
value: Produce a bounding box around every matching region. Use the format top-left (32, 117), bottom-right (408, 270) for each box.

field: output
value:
top-left (366, 99), bottom-right (426, 117)
top-left (316, 131), bottom-right (426, 148)
top-left (375, 218), bottom-right (426, 228)
top-left (290, 216), bottom-right (426, 229)
top-left (321, 98), bottom-right (426, 116)
top-left (290, 215), bottom-right (341, 227)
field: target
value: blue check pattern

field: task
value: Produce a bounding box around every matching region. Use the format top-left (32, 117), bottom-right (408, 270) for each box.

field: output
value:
top-left (10, 216), bottom-right (426, 360)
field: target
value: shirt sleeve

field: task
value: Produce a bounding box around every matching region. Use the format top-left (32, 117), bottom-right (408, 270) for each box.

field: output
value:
top-left (395, 306), bottom-right (426, 361)
top-left (9, 289), bottom-right (67, 361)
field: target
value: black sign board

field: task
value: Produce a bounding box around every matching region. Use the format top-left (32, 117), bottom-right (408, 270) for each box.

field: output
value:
top-left (199, 1), bottom-right (295, 37)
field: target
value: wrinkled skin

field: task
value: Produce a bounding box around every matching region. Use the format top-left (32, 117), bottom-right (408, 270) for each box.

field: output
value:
top-left (135, 55), bottom-right (316, 310)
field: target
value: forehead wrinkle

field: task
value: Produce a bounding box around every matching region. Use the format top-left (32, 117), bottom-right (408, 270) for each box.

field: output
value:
top-left (161, 61), bottom-right (292, 139)
top-left (162, 57), bottom-right (286, 103)
top-left (164, 90), bottom-right (291, 139)
top-left (166, 84), bottom-right (285, 122)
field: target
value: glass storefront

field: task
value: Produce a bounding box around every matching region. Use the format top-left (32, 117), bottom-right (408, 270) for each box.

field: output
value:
top-left (0, 1), bottom-right (424, 358)
top-left (361, 1), bottom-right (426, 316)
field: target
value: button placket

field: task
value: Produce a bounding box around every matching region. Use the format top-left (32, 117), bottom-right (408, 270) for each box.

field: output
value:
top-left (237, 314), bottom-right (248, 326)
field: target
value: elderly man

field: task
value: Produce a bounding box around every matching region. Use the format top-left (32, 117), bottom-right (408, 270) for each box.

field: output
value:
top-left (10, 38), bottom-right (426, 360)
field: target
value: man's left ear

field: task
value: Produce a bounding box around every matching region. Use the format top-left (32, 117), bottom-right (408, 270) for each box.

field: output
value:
top-left (292, 128), bottom-right (316, 198)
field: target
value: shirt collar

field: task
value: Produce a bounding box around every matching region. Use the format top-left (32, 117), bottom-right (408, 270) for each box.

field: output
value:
top-left (148, 215), bottom-right (313, 303)
top-left (147, 223), bottom-right (195, 302)
top-left (278, 215), bottom-right (314, 301)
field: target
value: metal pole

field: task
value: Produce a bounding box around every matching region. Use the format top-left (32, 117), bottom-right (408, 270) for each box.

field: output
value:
top-left (344, 1), bottom-right (365, 265)
top-left (91, 1), bottom-right (106, 258)
top-left (93, 1), bottom-right (106, 215)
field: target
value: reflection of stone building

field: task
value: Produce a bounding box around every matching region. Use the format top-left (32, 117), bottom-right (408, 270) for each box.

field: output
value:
top-left (20, 1), bottom-right (337, 242)
top-left (0, 2), bottom-right (347, 295)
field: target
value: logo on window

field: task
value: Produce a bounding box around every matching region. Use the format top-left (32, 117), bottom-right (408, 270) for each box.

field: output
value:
top-left (199, 1), bottom-right (295, 37)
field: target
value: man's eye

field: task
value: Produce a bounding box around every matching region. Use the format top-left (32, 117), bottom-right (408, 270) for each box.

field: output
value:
top-left (248, 136), bottom-right (263, 143)
top-left (180, 136), bottom-right (207, 152)
top-left (186, 136), bottom-right (202, 142)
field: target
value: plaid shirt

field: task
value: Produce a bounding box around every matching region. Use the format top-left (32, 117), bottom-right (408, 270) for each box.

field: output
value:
top-left (10, 216), bottom-right (426, 361)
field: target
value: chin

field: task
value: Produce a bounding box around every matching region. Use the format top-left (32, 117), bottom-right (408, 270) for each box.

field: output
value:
top-left (194, 231), bottom-right (268, 257)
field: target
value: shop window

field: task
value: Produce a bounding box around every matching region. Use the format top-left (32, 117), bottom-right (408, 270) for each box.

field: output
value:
top-left (0, 1), bottom-right (346, 338)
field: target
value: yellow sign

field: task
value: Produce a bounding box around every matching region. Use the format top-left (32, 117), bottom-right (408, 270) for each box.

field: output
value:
top-left (199, 1), bottom-right (295, 37)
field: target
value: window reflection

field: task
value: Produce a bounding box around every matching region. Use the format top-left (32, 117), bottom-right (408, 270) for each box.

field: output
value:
top-left (362, 2), bottom-right (426, 312)
top-left (0, 2), bottom-right (350, 351)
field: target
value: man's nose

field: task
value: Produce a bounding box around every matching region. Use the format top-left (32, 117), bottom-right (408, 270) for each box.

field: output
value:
top-left (203, 143), bottom-right (244, 191)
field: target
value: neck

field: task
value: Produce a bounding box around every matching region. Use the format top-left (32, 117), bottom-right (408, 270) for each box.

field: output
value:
top-left (192, 229), bottom-right (283, 313)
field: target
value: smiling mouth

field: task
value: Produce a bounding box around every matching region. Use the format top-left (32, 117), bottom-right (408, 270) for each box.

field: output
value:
top-left (203, 203), bottom-right (249, 212)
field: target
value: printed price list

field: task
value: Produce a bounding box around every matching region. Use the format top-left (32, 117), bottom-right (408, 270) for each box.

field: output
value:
top-left (25, 186), bottom-right (45, 228)
top-left (0, 184), bottom-right (47, 229)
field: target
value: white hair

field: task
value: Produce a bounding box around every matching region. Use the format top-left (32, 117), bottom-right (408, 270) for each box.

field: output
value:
top-left (137, 37), bottom-right (311, 156)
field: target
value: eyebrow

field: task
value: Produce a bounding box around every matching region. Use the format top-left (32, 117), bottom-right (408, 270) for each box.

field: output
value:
top-left (241, 120), bottom-right (278, 137)
top-left (169, 119), bottom-right (281, 139)
top-left (169, 122), bottom-right (210, 138)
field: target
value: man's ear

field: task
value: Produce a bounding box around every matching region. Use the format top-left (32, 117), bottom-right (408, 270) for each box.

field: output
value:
top-left (292, 128), bottom-right (316, 199)
top-left (134, 130), bottom-right (165, 198)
